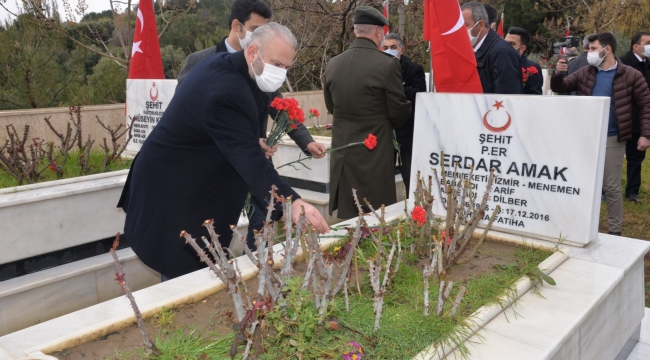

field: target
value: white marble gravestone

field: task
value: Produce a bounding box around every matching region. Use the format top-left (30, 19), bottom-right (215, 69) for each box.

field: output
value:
top-left (411, 93), bottom-right (610, 246)
top-left (125, 79), bottom-right (177, 155)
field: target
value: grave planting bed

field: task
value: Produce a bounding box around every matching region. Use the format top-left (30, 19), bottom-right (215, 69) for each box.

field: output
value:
top-left (53, 238), bottom-right (553, 360)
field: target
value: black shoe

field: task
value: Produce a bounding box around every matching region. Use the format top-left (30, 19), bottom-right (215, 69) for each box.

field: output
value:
top-left (627, 194), bottom-right (640, 203)
top-left (608, 231), bottom-right (621, 236)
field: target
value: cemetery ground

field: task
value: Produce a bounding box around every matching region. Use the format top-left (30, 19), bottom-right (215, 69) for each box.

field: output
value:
top-left (52, 238), bottom-right (551, 359)
top-left (598, 157), bottom-right (650, 306)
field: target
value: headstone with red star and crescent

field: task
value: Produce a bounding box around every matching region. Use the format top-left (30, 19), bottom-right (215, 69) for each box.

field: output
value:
top-left (125, 0), bottom-right (177, 155)
top-left (410, 93), bottom-right (610, 246)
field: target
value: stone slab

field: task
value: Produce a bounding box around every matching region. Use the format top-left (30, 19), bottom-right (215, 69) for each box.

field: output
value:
top-left (411, 93), bottom-right (609, 246)
top-left (274, 135), bottom-right (332, 183)
top-left (0, 171), bottom-right (128, 265)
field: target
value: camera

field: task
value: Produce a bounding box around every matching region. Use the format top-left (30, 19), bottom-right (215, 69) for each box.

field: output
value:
top-left (552, 36), bottom-right (581, 56)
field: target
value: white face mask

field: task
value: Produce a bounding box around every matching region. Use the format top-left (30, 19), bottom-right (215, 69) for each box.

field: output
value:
top-left (587, 48), bottom-right (607, 67)
top-left (467, 21), bottom-right (481, 47)
top-left (238, 21), bottom-right (253, 49)
top-left (638, 44), bottom-right (650, 57)
top-left (383, 49), bottom-right (399, 58)
top-left (251, 50), bottom-right (287, 93)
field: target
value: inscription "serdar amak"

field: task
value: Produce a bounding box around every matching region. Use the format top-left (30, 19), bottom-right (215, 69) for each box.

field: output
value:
top-left (430, 153), bottom-right (568, 182)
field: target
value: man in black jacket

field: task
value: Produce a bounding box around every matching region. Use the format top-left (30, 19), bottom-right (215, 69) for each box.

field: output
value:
top-left (620, 31), bottom-right (650, 203)
top-left (382, 33), bottom-right (427, 197)
top-left (461, 2), bottom-right (522, 94)
top-left (505, 27), bottom-right (543, 95)
top-left (176, 0), bottom-right (326, 249)
top-left (118, 23), bottom-right (329, 280)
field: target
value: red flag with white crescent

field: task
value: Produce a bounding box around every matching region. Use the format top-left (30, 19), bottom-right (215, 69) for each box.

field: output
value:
top-left (128, 0), bottom-right (164, 79)
top-left (423, 0), bottom-right (483, 93)
top-left (496, 11), bottom-right (504, 37)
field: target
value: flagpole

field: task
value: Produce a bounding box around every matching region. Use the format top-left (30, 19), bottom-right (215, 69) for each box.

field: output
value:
top-left (428, 41), bottom-right (435, 92)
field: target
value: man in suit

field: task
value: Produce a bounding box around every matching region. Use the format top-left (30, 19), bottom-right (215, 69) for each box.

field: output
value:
top-left (118, 23), bottom-right (329, 280)
top-left (461, 2), bottom-right (522, 94)
top-left (382, 33), bottom-right (426, 197)
top-left (620, 31), bottom-right (650, 203)
top-left (505, 27), bottom-right (543, 95)
top-left (176, 0), bottom-right (326, 249)
top-left (177, 0), bottom-right (271, 85)
top-left (323, 6), bottom-right (412, 219)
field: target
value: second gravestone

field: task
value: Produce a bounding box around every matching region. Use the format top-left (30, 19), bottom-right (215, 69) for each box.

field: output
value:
top-left (411, 93), bottom-right (610, 246)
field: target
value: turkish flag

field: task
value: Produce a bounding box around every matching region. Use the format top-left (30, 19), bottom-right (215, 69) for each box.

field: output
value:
top-left (423, 0), bottom-right (482, 93)
top-left (128, 0), bottom-right (164, 79)
top-left (496, 12), bottom-right (504, 37)
top-left (383, 2), bottom-right (389, 35)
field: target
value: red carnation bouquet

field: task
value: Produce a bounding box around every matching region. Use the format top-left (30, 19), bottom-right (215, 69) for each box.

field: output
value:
top-left (522, 65), bottom-right (539, 84)
top-left (266, 97), bottom-right (305, 147)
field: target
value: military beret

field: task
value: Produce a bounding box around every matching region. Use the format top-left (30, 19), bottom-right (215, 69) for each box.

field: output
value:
top-left (353, 6), bottom-right (389, 26)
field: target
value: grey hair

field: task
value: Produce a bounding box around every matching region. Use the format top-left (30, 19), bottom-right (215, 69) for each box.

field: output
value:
top-left (583, 33), bottom-right (596, 49)
top-left (384, 33), bottom-right (403, 47)
top-left (460, 2), bottom-right (489, 25)
top-left (248, 22), bottom-right (297, 51)
top-left (354, 24), bottom-right (380, 35)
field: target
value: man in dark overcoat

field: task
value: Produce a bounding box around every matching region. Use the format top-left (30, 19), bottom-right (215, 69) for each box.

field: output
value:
top-left (323, 6), bottom-right (412, 219)
top-left (461, 2), bottom-right (522, 94)
top-left (382, 33), bottom-right (427, 197)
top-left (118, 23), bottom-right (329, 280)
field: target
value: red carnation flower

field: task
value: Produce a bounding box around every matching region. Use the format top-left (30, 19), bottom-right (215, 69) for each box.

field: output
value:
top-left (527, 66), bottom-right (539, 75)
top-left (363, 134), bottom-right (377, 150)
top-left (440, 230), bottom-right (452, 244)
top-left (411, 206), bottom-right (426, 226)
top-left (270, 98), bottom-right (290, 111)
top-left (309, 108), bottom-right (320, 117)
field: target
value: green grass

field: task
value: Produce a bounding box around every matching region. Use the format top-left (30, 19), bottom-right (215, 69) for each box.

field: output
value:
top-left (324, 243), bottom-right (551, 359)
top-left (598, 157), bottom-right (650, 306)
top-left (0, 151), bottom-right (132, 189)
top-left (109, 327), bottom-right (234, 360)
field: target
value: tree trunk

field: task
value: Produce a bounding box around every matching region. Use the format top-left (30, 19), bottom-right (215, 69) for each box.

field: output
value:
top-left (398, 0), bottom-right (405, 38)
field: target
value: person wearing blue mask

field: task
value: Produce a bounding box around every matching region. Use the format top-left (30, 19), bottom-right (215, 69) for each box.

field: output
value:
top-left (382, 33), bottom-right (426, 197)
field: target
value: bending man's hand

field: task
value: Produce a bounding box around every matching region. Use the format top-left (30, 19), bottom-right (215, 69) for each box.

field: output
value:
top-left (291, 198), bottom-right (330, 234)
top-left (638, 136), bottom-right (650, 151)
top-left (306, 142), bottom-right (327, 159)
top-left (260, 138), bottom-right (278, 159)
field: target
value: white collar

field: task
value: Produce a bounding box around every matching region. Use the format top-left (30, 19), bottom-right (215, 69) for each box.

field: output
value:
top-left (634, 53), bottom-right (645, 63)
top-left (473, 34), bottom-right (487, 52)
top-left (598, 61), bottom-right (618, 72)
top-left (225, 37), bottom-right (238, 53)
